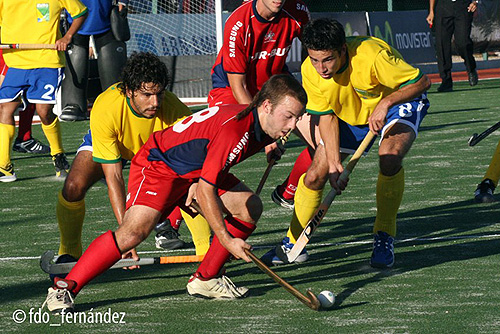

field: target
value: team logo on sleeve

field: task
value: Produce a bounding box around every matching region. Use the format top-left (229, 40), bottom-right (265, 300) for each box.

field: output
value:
top-left (37, 3), bottom-right (50, 22)
top-left (229, 21), bottom-right (244, 58)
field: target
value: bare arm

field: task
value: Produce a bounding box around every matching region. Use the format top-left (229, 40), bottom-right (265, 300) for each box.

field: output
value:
top-left (101, 162), bottom-right (126, 224)
top-left (196, 179), bottom-right (251, 262)
top-left (55, 14), bottom-right (87, 51)
top-left (426, 0), bottom-right (436, 26)
top-left (227, 73), bottom-right (253, 105)
top-left (318, 113), bottom-right (345, 193)
top-left (368, 74), bottom-right (431, 134)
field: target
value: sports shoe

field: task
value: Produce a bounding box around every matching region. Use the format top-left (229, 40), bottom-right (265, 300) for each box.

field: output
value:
top-left (52, 153), bottom-right (70, 178)
top-left (186, 272), bottom-right (249, 299)
top-left (42, 278), bottom-right (76, 314)
top-left (474, 179), bottom-right (496, 203)
top-left (13, 137), bottom-right (50, 154)
top-left (437, 80), bottom-right (453, 93)
top-left (271, 186), bottom-right (294, 209)
top-left (468, 69), bottom-right (478, 86)
top-left (260, 237), bottom-right (309, 266)
top-left (370, 231), bottom-right (395, 268)
top-left (59, 104), bottom-right (86, 122)
top-left (155, 220), bottom-right (186, 250)
top-left (49, 254), bottom-right (77, 282)
top-left (0, 163), bottom-right (16, 182)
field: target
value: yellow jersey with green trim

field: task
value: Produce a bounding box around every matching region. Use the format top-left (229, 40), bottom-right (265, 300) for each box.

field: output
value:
top-left (302, 36), bottom-right (423, 126)
top-left (0, 0), bottom-right (87, 69)
top-left (90, 83), bottom-right (191, 164)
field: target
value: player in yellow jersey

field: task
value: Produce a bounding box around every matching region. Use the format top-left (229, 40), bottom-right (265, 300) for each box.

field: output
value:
top-left (262, 18), bottom-right (432, 268)
top-left (0, 0), bottom-right (87, 182)
top-left (54, 52), bottom-right (211, 273)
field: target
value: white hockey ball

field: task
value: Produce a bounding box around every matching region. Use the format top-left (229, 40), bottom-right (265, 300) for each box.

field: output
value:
top-left (317, 290), bottom-right (335, 308)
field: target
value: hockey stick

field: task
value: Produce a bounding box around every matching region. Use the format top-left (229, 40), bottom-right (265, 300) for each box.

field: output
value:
top-left (40, 250), bottom-right (204, 275)
top-left (0, 44), bottom-right (56, 50)
top-left (255, 130), bottom-right (292, 195)
top-left (189, 201), bottom-right (320, 310)
top-left (244, 248), bottom-right (320, 310)
top-left (278, 131), bottom-right (377, 263)
top-left (468, 121), bottom-right (500, 146)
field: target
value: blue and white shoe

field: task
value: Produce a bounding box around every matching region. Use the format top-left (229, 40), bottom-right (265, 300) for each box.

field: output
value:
top-left (261, 237), bottom-right (309, 266)
top-left (370, 231), bottom-right (395, 268)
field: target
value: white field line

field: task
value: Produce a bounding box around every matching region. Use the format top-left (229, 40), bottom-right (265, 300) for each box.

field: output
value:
top-left (1, 233), bottom-right (500, 262)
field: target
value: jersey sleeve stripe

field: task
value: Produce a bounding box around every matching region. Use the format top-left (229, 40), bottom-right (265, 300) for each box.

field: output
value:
top-left (93, 157), bottom-right (122, 164)
top-left (306, 108), bottom-right (335, 115)
top-left (399, 70), bottom-right (424, 89)
top-left (282, 9), bottom-right (303, 28)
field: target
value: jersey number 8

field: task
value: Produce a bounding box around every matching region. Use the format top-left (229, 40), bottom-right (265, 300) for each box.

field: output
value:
top-left (173, 106), bottom-right (219, 133)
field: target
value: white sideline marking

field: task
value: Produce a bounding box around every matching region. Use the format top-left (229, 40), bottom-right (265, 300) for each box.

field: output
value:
top-left (1, 234), bottom-right (500, 262)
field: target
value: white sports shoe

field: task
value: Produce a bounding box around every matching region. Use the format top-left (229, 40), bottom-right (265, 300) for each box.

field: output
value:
top-left (42, 279), bottom-right (75, 314)
top-left (187, 273), bottom-right (249, 299)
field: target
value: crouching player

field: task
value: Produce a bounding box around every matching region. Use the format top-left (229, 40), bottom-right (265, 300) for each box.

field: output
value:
top-left (263, 19), bottom-right (431, 268)
top-left (42, 74), bottom-right (307, 313)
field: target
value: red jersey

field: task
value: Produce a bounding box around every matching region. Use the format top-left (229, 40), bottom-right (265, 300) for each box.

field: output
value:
top-left (210, 0), bottom-right (309, 97)
top-left (132, 104), bottom-right (274, 188)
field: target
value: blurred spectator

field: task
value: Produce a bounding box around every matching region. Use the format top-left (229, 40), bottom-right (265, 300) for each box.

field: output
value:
top-left (427, 0), bottom-right (479, 92)
top-left (59, 0), bottom-right (128, 122)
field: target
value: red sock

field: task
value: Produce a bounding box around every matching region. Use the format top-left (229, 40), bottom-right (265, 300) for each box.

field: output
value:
top-left (167, 206), bottom-right (183, 230)
top-left (18, 104), bottom-right (35, 141)
top-left (280, 147), bottom-right (313, 200)
top-left (66, 230), bottom-right (122, 294)
top-left (196, 217), bottom-right (256, 279)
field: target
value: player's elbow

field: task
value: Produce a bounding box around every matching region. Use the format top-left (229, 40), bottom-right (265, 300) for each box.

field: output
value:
top-left (421, 74), bottom-right (432, 91)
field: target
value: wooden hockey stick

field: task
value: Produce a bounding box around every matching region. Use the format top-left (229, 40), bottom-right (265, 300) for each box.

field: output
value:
top-left (279, 131), bottom-right (376, 263)
top-left (189, 200), bottom-right (319, 310)
top-left (468, 121), bottom-right (500, 146)
top-left (0, 44), bottom-right (56, 50)
top-left (244, 248), bottom-right (320, 310)
top-left (255, 130), bottom-right (292, 195)
top-left (40, 250), bottom-right (204, 275)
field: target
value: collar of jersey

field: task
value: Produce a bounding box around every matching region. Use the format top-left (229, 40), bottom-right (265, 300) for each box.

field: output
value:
top-left (252, 108), bottom-right (265, 142)
top-left (336, 49), bottom-right (349, 75)
top-left (252, 0), bottom-right (281, 23)
top-left (126, 97), bottom-right (147, 118)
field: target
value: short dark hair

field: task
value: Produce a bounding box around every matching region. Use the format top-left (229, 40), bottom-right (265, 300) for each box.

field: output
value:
top-left (302, 18), bottom-right (346, 53)
top-left (119, 52), bottom-right (169, 94)
top-left (236, 74), bottom-right (307, 120)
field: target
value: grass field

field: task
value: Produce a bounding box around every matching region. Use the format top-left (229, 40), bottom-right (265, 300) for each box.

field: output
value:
top-left (2, 79), bottom-right (500, 333)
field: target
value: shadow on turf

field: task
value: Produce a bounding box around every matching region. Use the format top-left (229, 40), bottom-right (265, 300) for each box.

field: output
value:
top-left (236, 198), bottom-right (500, 310)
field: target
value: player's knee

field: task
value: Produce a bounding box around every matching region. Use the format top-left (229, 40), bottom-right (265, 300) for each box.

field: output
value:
top-left (379, 154), bottom-right (403, 176)
top-left (241, 194), bottom-right (263, 224)
top-left (304, 168), bottom-right (328, 190)
top-left (62, 178), bottom-right (88, 202)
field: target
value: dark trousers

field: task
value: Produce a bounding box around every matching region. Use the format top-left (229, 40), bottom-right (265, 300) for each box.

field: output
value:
top-left (434, 0), bottom-right (476, 83)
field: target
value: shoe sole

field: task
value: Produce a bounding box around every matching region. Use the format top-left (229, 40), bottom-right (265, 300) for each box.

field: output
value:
top-left (0, 175), bottom-right (17, 182)
top-left (370, 258), bottom-right (394, 269)
top-left (271, 190), bottom-right (294, 210)
top-left (186, 288), bottom-right (249, 300)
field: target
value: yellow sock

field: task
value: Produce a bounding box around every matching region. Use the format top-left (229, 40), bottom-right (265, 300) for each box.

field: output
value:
top-left (287, 174), bottom-right (323, 243)
top-left (57, 191), bottom-right (85, 258)
top-left (41, 117), bottom-right (63, 156)
top-left (374, 168), bottom-right (404, 237)
top-left (0, 123), bottom-right (15, 168)
top-left (484, 140), bottom-right (500, 186)
top-left (182, 210), bottom-right (211, 256)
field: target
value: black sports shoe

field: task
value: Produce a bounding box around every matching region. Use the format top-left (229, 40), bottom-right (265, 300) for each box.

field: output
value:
top-left (0, 163), bottom-right (16, 182)
top-left (437, 80), bottom-right (453, 92)
top-left (474, 179), bottom-right (496, 203)
top-left (52, 153), bottom-right (70, 178)
top-left (13, 137), bottom-right (50, 154)
top-left (155, 220), bottom-right (186, 250)
top-left (271, 186), bottom-right (294, 209)
top-left (49, 254), bottom-right (77, 282)
top-left (59, 104), bottom-right (86, 122)
top-left (468, 70), bottom-right (478, 86)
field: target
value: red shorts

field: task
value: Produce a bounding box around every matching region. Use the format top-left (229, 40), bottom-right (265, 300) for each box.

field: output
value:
top-left (0, 50), bottom-right (8, 76)
top-left (126, 161), bottom-right (241, 220)
top-left (207, 87), bottom-right (239, 108)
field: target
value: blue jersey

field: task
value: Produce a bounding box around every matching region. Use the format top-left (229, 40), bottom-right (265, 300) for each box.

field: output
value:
top-left (68, 0), bottom-right (128, 35)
